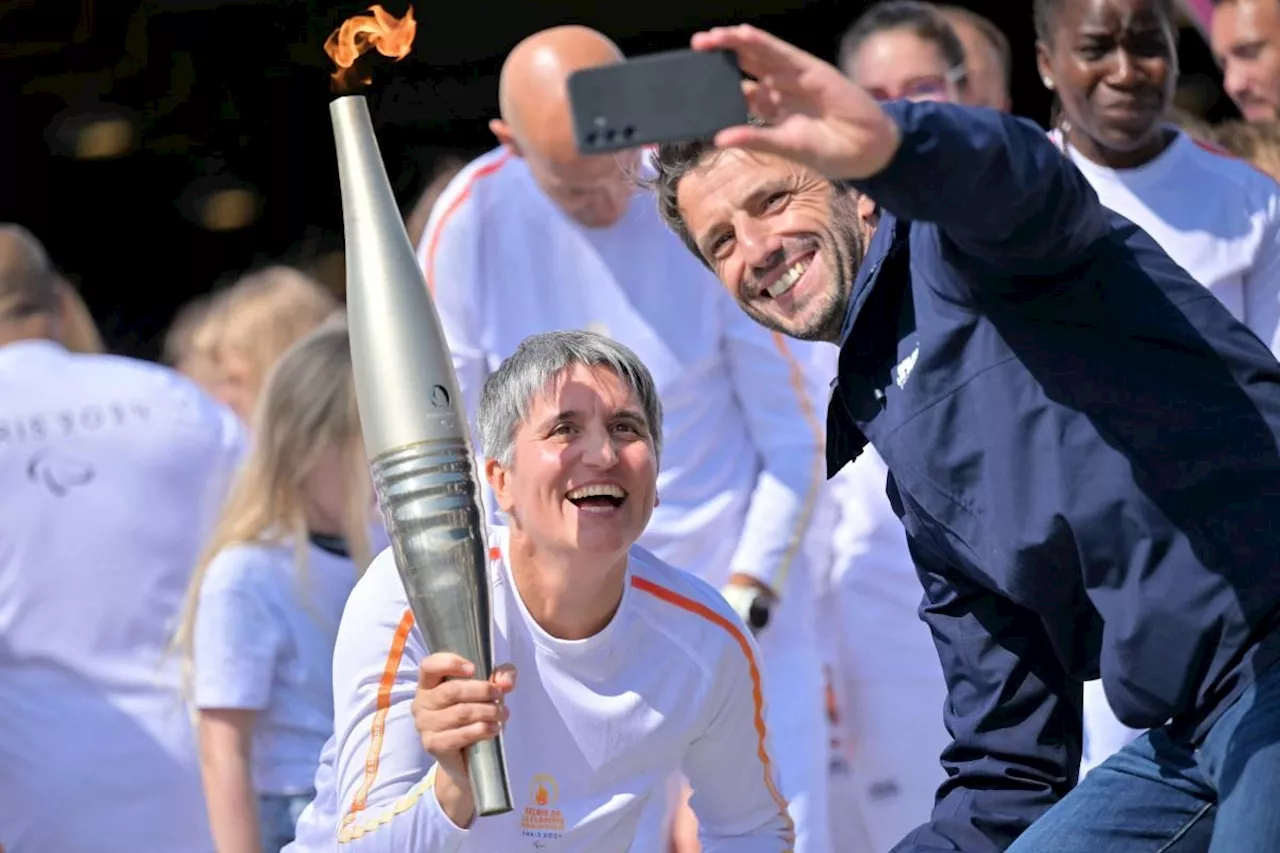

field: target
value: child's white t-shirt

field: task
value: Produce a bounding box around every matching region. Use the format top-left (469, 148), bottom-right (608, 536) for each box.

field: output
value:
top-left (194, 539), bottom-right (360, 796)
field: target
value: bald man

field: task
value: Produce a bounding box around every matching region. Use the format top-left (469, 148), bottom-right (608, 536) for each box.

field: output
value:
top-left (938, 5), bottom-right (1012, 112)
top-left (404, 25), bottom-right (833, 853)
top-left (0, 225), bottom-right (244, 851)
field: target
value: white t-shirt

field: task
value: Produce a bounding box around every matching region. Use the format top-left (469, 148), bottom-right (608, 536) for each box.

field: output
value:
top-left (417, 150), bottom-right (828, 644)
top-left (0, 339), bottom-right (244, 853)
top-left (193, 539), bottom-right (360, 796)
top-left (1052, 128), bottom-right (1280, 354)
top-left (314, 527), bottom-right (795, 852)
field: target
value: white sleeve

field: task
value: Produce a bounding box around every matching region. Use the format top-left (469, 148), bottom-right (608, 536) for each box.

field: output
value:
top-left (1244, 193), bottom-right (1280, 357)
top-left (329, 562), bottom-right (469, 851)
top-left (718, 292), bottom-right (827, 595)
top-left (418, 188), bottom-right (488, 443)
top-left (682, 623), bottom-right (796, 851)
top-left (193, 548), bottom-right (283, 710)
top-left (417, 186), bottom-right (498, 525)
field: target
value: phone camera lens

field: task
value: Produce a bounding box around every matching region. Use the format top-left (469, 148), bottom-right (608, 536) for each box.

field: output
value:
top-left (585, 131), bottom-right (598, 147)
top-left (604, 128), bottom-right (617, 143)
top-left (621, 126), bottom-right (635, 141)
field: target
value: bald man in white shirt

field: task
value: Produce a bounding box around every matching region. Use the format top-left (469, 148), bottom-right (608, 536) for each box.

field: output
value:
top-left (0, 224), bottom-right (244, 852)
top-left (416, 26), bottom-right (833, 853)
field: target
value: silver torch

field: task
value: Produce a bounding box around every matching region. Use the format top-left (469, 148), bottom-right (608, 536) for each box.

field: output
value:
top-left (329, 91), bottom-right (513, 816)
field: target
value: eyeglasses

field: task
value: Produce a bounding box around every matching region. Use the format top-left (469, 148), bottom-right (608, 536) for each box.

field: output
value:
top-left (868, 65), bottom-right (967, 103)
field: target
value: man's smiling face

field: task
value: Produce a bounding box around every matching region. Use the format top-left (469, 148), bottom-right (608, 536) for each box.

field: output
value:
top-left (673, 148), bottom-right (871, 343)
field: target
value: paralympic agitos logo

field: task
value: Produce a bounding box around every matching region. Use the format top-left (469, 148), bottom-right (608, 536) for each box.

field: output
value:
top-left (26, 447), bottom-right (96, 496)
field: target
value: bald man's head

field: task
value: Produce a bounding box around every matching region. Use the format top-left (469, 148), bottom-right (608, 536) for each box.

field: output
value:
top-left (0, 225), bottom-right (58, 322)
top-left (490, 26), bottom-right (637, 228)
top-left (939, 6), bottom-right (1012, 112)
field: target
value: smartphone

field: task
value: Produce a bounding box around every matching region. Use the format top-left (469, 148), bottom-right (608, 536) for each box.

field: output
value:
top-left (567, 49), bottom-right (748, 154)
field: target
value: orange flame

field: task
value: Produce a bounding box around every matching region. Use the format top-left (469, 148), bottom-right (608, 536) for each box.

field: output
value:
top-left (535, 785), bottom-right (549, 806)
top-left (323, 5), bottom-right (417, 94)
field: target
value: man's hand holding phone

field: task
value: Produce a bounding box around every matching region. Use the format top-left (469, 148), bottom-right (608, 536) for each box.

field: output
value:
top-left (691, 24), bottom-right (902, 182)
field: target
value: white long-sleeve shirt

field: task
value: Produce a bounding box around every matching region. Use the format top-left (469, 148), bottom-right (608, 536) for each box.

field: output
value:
top-left (416, 150), bottom-right (826, 617)
top-left (1051, 128), bottom-right (1280, 354)
top-left (326, 527), bottom-right (795, 852)
top-left (0, 339), bottom-right (244, 852)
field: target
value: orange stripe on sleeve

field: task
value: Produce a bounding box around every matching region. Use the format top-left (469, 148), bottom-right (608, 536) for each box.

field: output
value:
top-left (422, 152), bottom-right (512, 295)
top-left (340, 607), bottom-right (417, 831)
top-left (630, 575), bottom-right (796, 843)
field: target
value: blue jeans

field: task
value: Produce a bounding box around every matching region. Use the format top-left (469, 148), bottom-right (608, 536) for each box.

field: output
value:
top-left (258, 791), bottom-right (314, 853)
top-left (1007, 662), bottom-right (1280, 852)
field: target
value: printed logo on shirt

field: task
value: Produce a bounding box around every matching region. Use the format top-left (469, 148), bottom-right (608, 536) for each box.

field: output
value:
top-left (894, 344), bottom-right (919, 389)
top-left (519, 772), bottom-right (565, 841)
top-left (867, 778), bottom-right (902, 801)
top-left (0, 401), bottom-right (152, 446)
top-left (26, 447), bottom-right (95, 496)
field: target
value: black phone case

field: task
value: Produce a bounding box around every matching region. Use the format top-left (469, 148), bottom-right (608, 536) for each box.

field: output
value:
top-left (567, 49), bottom-right (748, 154)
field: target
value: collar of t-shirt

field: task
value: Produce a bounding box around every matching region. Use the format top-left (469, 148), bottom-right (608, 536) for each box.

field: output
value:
top-left (308, 532), bottom-right (349, 558)
top-left (496, 537), bottom-right (634, 661)
top-left (1050, 126), bottom-right (1192, 191)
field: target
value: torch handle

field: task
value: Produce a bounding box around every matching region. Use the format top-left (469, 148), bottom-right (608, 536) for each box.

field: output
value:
top-left (371, 439), bottom-right (514, 816)
top-left (467, 736), bottom-right (513, 816)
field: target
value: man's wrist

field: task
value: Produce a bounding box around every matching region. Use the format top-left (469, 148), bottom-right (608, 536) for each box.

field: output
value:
top-left (721, 575), bottom-right (776, 632)
top-left (843, 103), bottom-right (906, 184)
top-left (862, 105), bottom-right (903, 180)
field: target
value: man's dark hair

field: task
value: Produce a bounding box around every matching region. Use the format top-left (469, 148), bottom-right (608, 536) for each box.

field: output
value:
top-left (1034, 0), bottom-right (1176, 42)
top-left (648, 117), bottom-right (777, 267)
top-left (649, 140), bottom-right (729, 268)
top-left (938, 5), bottom-right (1013, 90)
top-left (837, 0), bottom-right (967, 74)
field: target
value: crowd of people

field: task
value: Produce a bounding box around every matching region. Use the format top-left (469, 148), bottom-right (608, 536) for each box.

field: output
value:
top-left (4, 0), bottom-right (1280, 851)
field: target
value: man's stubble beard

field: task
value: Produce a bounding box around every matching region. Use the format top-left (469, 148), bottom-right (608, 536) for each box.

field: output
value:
top-left (742, 190), bottom-right (865, 344)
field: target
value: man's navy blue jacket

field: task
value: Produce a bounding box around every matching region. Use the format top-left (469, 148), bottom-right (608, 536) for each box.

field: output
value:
top-left (828, 100), bottom-right (1280, 851)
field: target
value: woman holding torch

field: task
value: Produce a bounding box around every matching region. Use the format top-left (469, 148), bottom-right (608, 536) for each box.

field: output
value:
top-left (314, 330), bottom-right (795, 851)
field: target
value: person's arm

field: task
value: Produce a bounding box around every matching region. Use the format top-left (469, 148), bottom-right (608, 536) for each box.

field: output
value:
top-left (416, 178), bottom-right (497, 523)
top-left (1243, 194), bottom-right (1280, 357)
top-left (687, 25), bottom-right (1110, 278)
top-left (719, 297), bottom-right (827, 598)
top-left (892, 535), bottom-right (1081, 853)
top-left (681, 617), bottom-right (796, 851)
top-left (328, 561), bottom-right (471, 851)
top-left (192, 552), bottom-right (284, 853)
top-left (198, 709), bottom-right (263, 853)
top-left (850, 99), bottom-right (1111, 276)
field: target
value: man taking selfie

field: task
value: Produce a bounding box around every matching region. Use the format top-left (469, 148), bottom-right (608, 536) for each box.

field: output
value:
top-left (652, 24), bottom-right (1280, 853)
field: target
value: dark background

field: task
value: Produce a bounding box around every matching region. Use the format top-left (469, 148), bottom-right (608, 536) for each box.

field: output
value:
top-left (2, 0), bottom-right (1232, 360)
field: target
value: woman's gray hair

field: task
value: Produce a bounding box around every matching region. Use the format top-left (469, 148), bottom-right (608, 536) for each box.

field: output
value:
top-left (478, 330), bottom-right (663, 468)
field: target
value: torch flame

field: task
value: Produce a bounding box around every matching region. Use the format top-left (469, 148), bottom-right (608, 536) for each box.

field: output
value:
top-left (323, 5), bottom-right (417, 93)
top-left (535, 785), bottom-right (549, 806)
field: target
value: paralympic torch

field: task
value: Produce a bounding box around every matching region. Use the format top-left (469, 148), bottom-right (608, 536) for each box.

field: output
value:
top-left (325, 5), bottom-right (513, 816)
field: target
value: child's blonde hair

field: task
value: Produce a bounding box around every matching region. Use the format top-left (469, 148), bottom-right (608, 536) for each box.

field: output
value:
top-left (172, 316), bottom-right (372, 688)
top-left (212, 265), bottom-right (339, 415)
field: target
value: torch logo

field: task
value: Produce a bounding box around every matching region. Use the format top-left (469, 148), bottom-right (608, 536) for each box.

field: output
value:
top-left (520, 773), bottom-right (565, 838)
top-left (429, 385), bottom-right (450, 407)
